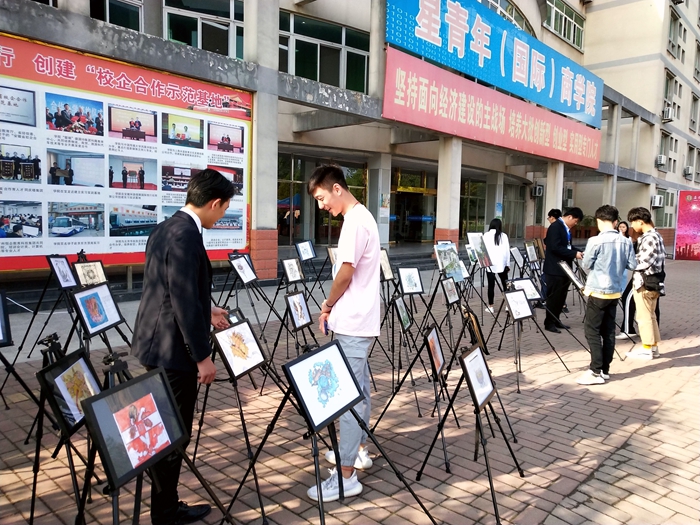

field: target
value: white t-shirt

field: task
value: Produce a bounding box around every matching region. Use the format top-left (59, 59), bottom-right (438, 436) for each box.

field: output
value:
top-left (328, 203), bottom-right (380, 338)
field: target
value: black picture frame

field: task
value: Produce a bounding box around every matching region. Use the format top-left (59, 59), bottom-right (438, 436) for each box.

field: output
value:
top-left (282, 340), bottom-right (364, 433)
top-left (558, 261), bottom-right (585, 291)
top-left (227, 307), bottom-right (245, 324)
top-left (0, 290), bottom-right (13, 348)
top-left (282, 258), bottom-right (305, 284)
top-left (229, 255), bottom-right (258, 285)
top-left (285, 290), bottom-right (313, 331)
top-left (458, 343), bottom-right (496, 411)
top-left (394, 295), bottom-right (413, 333)
top-left (36, 349), bottom-right (101, 437)
top-left (510, 278), bottom-right (542, 302)
top-left (72, 283), bottom-right (124, 337)
top-left (46, 255), bottom-right (78, 289)
top-left (440, 277), bottom-right (460, 305)
top-left (212, 319), bottom-right (267, 380)
top-left (72, 260), bottom-right (108, 287)
top-left (81, 368), bottom-right (187, 489)
top-left (504, 289), bottom-right (533, 321)
top-left (380, 248), bottom-right (394, 282)
top-left (295, 240), bottom-right (316, 262)
top-left (425, 325), bottom-right (445, 376)
top-left (398, 267), bottom-right (423, 295)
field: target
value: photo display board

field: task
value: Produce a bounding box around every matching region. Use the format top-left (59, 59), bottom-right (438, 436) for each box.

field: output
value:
top-left (0, 33), bottom-right (252, 270)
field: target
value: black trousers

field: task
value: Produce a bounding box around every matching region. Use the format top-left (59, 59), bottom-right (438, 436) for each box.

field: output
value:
top-left (584, 297), bottom-right (617, 374)
top-left (544, 274), bottom-right (569, 328)
top-left (147, 367), bottom-right (198, 525)
top-left (486, 270), bottom-right (508, 305)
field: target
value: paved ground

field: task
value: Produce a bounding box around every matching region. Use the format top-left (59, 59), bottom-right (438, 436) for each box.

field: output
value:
top-left (0, 260), bottom-right (698, 525)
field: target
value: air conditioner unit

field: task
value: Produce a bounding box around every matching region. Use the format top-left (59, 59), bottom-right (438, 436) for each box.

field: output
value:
top-left (531, 185), bottom-right (544, 197)
top-left (662, 106), bottom-right (674, 122)
top-left (656, 154), bottom-right (667, 167)
top-left (651, 195), bottom-right (665, 208)
top-left (684, 166), bottom-right (694, 178)
top-left (565, 198), bottom-right (574, 208)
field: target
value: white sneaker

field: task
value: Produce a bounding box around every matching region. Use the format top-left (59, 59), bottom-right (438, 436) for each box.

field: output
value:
top-left (325, 446), bottom-right (373, 470)
top-left (600, 372), bottom-right (610, 380)
top-left (486, 306), bottom-right (495, 314)
top-left (615, 332), bottom-right (637, 340)
top-left (626, 348), bottom-right (653, 360)
top-left (576, 370), bottom-right (605, 385)
top-left (652, 346), bottom-right (661, 358)
top-left (307, 468), bottom-right (362, 502)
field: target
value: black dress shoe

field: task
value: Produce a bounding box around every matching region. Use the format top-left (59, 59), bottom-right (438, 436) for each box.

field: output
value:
top-left (544, 325), bottom-right (561, 334)
top-left (556, 322), bottom-right (570, 330)
top-left (175, 501), bottom-right (211, 525)
top-left (562, 305), bottom-right (569, 313)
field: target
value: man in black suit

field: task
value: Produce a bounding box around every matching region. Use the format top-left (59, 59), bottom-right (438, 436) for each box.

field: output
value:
top-left (131, 168), bottom-right (234, 525)
top-left (543, 207), bottom-right (584, 333)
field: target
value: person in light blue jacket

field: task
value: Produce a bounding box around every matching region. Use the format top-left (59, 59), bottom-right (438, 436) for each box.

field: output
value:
top-left (577, 205), bottom-right (637, 385)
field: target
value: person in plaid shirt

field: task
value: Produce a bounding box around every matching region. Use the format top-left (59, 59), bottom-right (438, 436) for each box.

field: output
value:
top-left (626, 207), bottom-right (666, 360)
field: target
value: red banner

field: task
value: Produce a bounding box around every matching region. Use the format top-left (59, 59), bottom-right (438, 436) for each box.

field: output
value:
top-left (675, 191), bottom-right (700, 260)
top-left (383, 47), bottom-right (601, 169)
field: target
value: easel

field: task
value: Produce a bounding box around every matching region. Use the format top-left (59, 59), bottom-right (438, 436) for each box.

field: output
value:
top-left (296, 240), bottom-right (330, 303)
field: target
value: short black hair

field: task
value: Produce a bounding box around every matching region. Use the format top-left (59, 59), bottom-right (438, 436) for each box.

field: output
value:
top-left (627, 206), bottom-right (653, 224)
top-left (186, 168), bottom-right (235, 207)
top-left (547, 208), bottom-right (562, 219)
top-left (595, 204), bottom-right (619, 223)
top-left (12, 224), bottom-right (22, 233)
top-left (563, 207), bottom-right (584, 221)
top-left (307, 165), bottom-right (348, 195)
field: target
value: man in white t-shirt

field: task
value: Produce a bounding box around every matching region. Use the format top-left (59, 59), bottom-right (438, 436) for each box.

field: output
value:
top-left (306, 165), bottom-right (380, 503)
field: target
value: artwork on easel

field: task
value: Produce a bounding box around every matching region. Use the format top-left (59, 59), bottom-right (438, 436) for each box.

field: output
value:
top-left (380, 248), bottom-right (394, 281)
top-left (72, 283), bottom-right (124, 337)
top-left (285, 290), bottom-right (312, 331)
top-left (441, 277), bottom-right (460, 305)
top-left (327, 247), bottom-right (339, 267)
top-left (282, 258), bottom-right (304, 284)
top-left (510, 247), bottom-right (524, 268)
top-left (227, 307), bottom-right (245, 324)
top-left (398, 267), bottom-right (423, 295)
top-left (524, 241), bottom-right (538, 264)
top-left (229, 255), bottom-right (258, 285)
top-left (47, 255), bottom-right (78, 289)
top-left (460, 305), bottom-right (488, 355)
top-left (465, 245), bottom-right (478, 265)
top-left (434, 242), bottom-right (463, 283)
top-left (425, 326), bottom-right (445, 376)
top-left (459, 344), bottom-right (496, 410)
top-left (81, 368), bottom-right (188, 489)
top-left (510, 278), bottom-right (542, 301)
top-left (504, 289), bottom-right (533, 321)
top-left (36, 349), bottom-right (101, 436)
top-left (558, 261), bottom-right (585, 291)
top-left (73, 260), bottom-right (108, 287)
top-left (282, 340), bottom-right (364, 433)
top-left (467, 233), bottom-right (493, 269)
top-left (394, 295), bottom-right (413, 332)
top-left (296, 240), bottom-right (316, 262)
top-left (459, 260), bottom-right (470, 280)
top-left (212, 319), bottom-right (267, 380)
top-left (0, 290), bottom-right (11, 348)
top-left (534, 238), bottom-right (546, 260)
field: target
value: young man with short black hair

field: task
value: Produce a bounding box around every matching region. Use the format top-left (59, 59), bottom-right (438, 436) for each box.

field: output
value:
top-left (577, 205), bottom-right (636, 385)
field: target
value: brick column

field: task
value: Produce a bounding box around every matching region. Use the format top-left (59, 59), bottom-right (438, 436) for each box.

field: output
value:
top-left (434, 228), bottom-right (460, 245)
top-left (250, 229), bottom-right (278, 279)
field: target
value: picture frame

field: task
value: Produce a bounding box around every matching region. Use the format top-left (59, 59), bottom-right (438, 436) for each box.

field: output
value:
top-left (285, 290), bottom-right (313, 331)
top-left (558, 261), bottom-right (585, 291)
top-left (227, 307), bottom-right (245, 325)
top-left (441, 277), bottom-right (460, 305)
top-left (212, 319), bottom-right (267, 380)
top-left (425, 326), bottom-right (445, 376)
top-left (460, 305), bottom-right (489, 355)
top-left (459, 260), bottom-right (470, 280)
top-left (72, 283), bottom-right (124, 337)
top-left (81, 368), bottom-right (188, 489)
top-left (47, 255), bottom-right (78, 289)
top-left (394, 295), bottom-right (413, 332)
top-left (282, 258), bottom-right (305, 284)
top-left (524, 241), bottom-right (539, 264)
top-left (510, 247), bottom-right (524, 268)
top-left (72, 260), bottom-right (108, 287)
top-left (465, 245), bottom-right (478, 265)
top-left (327, 247), bottom-right (339, 267)
top-left (229, 255), bottom-right (258, 285)
top-left (510, 278), bottom-right (542, 301)
top-left (0, 290), bottom-right (13, 348)
top-left (459, 344), bottom-right (496, 411)
top-left (282, 340), bottom-right (364, 433)
top-left (398, 267), bottom-right (423, 295)
top-left (434, 242), bottom-right (463, 283)
top-left (379, 248), bottom-right (394, 282)
top-left (466, 233), bottom-right (493, 269)
top-left (36, 349), bottom-right (101, 436)
top-left (504, 289), bottom-right (533, 321)
top-left (295, 240), bottom-right (316, 262)
top-left (534, 238), bottom-right (546, 260)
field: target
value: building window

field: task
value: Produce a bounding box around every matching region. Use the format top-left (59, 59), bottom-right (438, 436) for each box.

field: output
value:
top-left (695, 43), bottom-right (700, 82)
top-left (164, 0), bottom-right (244, 59)
top-left (686, 146), bottom-right (696, 178)
top-left (664, 72), bottom-right (674, 109)
top-left (279, 12), bottom-right (369, 94)
top-left (544, 0), bottom-right (584, 50)
top-left (477, 0), bottom-right (535, 35)
top-left (669, 9), bottom-right (681, 58)
top-left (691, 95), bottom-right (699, 131)
top-left (32, 0), bottom-right (58, 6)
top-left (90, 0), bottom-right (142, 31)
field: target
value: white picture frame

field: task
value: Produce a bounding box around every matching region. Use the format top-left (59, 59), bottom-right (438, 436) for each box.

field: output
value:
top-left (380, 248), bottom-right (394, 281)
top-left (510, 278), bottom-right (542, 301)
top-left (459, 260), bottom-right (470, 279)
top-left (524, 241), bottom-right (538, 264)
top-left (425, 326), bottom-right (445, 376)
top-left (434, 242), bottom-right (463, 283)
top-left (441, 277), bottom-right (460, 305)
top-left (282, 258), bottom-right (304, 284)
top-left (466, 233), bottom-right (492, 269)
top-left (465, 245), bottom-right (478, 265)
top-left (398, 267), bottom-right (423, 295)
top-left (510, 247), bottom-right (524, 268)
top-left (47, 255), bottom-right (78, 289)
top-left (459, 344), bottom-right (496, 410)
top-left (504, 289), bottom-right (533, 321)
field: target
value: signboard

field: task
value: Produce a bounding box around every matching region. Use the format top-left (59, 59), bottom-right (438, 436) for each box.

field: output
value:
top-left (674, 191), bottom-right (700, 260)
top-left (0, 33), bottom-right (251, 271)
top-left (386, 0), bottom-right (604, 128)
top-left (383, 47), bottom-right (601, 168)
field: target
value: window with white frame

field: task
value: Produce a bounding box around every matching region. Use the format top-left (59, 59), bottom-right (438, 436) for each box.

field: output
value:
top-left (90, 0), bottom-right (141, 31)
top-left (279, 11), bottom-right (370, 94)
top-left (695, 42), bottom-right (700, 82)
top-left (164, 0), bottom-right (244, 59)
top-left (686, 145), bottom-right (696, 177)
top-left (477, 0), bottom-right (535, 35)
top-left (544, 0), bottom-right (584, 50)
top-left (664, 72), bottom-right (674, 109)
top-left (691, 94), bottom-right (699, 131)
top-left (669, 9), bottom-right (681, 58)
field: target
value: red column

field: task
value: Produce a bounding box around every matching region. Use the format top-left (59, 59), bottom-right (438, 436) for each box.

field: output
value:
top-left (250, 229), bottom-right (278, 280)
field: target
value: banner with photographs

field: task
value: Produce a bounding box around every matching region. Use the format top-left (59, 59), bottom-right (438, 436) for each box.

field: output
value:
top-left (0, 32), bottom-right (252, 270)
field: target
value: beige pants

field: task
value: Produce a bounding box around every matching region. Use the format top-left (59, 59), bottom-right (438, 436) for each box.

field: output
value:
top-left (633, 286), bottom-right (661, 346)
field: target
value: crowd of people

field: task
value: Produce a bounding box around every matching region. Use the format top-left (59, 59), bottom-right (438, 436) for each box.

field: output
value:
top-left (46, 104), bottom-right (104, 135)
top-left (0, 213), bottom-right (42, 238)
top-left (1, 152), bottom-right (41, 180)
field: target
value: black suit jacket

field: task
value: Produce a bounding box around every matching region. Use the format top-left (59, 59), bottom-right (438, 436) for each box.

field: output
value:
top-left (543, 219), bottom-right (580, 277)
top-left (132, 211), bottom-right (213, 373)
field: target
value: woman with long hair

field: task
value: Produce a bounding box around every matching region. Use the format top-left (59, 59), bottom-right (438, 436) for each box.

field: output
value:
top-left (482, 218), bottom-right (510, 312)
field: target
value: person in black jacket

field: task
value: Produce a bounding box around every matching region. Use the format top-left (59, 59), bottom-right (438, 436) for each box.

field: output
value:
top-left (131, 168), bottom-right (234, 525)
top-left (543, 207), bottom-right (584, 333)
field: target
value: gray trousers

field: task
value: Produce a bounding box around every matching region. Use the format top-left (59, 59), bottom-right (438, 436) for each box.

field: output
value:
top-left (335, 334), bottom-right (372, 468)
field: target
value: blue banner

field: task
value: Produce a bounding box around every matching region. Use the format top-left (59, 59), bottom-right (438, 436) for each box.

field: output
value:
top-left (386, 0), bottom-right (603, 128)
